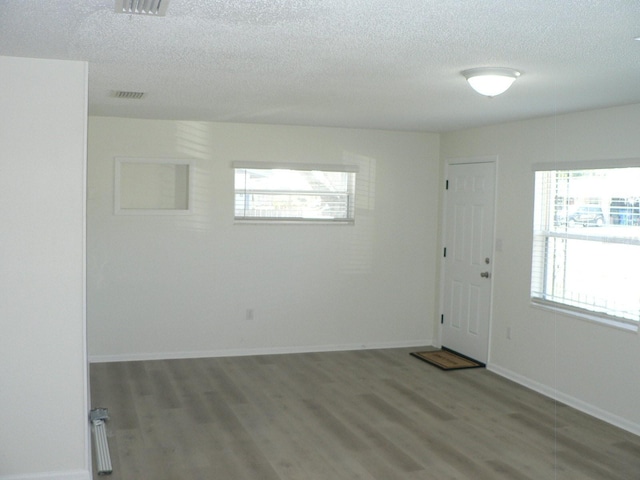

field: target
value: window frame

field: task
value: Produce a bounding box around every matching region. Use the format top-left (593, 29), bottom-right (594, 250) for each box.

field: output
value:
top-left (530, 160), bottom-right (640, 332)
top-left (233, 161), bottom-right (358, 225)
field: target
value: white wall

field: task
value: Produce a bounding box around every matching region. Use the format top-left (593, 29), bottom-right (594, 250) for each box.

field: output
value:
top-left (0, 57), bottom-right (89, 479)
top-left (87, 118), bottom-right (440, 360)
top-left (441, 103), bottom-right (640, 435)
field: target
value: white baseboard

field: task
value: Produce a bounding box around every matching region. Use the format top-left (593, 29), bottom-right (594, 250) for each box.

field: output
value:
top-left (488, 363), bottom-right (640, 437)
top-left (89, 338), bottom-right (433, 363)
top-left (0, 470), bottom-right (90, 480)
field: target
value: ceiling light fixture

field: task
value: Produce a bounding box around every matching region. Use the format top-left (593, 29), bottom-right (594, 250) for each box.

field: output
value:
top-left (462, 67), bottom-right (521, 97)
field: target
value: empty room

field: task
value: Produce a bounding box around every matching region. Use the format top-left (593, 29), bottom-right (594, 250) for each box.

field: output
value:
top-left (1, 1), bottom-right (640, 479)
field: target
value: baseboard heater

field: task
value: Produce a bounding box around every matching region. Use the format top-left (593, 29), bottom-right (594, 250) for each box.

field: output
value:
top-left (90, 408), bottom-right (113, 475)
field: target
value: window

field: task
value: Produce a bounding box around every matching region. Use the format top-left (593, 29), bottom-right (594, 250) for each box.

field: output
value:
top-left (531, 165), bottom-right (640, 327)
top-left (234, 162), bottom-right (357, 223)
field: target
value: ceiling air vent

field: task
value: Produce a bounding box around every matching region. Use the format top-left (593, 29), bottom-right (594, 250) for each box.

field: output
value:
top-left (112, 91), bottom-right (146, 99)
top-left (115, 0), bottom-right (169, 16)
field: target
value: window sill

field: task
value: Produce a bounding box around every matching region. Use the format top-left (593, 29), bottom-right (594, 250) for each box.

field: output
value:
top-left (234, 219), bottom-right (355, 226)
top-left (530, 299), bottom-right (638, 333)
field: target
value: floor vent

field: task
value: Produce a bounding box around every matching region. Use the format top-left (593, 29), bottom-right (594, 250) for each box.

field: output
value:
top-left (112, 90), bottom-right (146, 99)
top-left (115, 0), bottom-right (169, 16)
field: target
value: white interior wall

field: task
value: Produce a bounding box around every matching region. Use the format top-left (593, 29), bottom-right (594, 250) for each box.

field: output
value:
top-left (0, 56), bottom-right (89, 479)
top-left (441, 103), bottom-right (640, 435)
top-left (87, 118), bottom-right (440, 360)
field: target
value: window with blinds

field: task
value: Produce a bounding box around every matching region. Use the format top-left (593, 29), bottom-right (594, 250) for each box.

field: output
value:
top-left (531, 166), bottom-right (640, 327)
top-left (234, 163), bottom-right (357, 223)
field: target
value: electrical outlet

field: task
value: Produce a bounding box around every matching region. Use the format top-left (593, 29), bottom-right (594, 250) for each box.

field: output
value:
top-left (506, 326), bottom-right (511, 339)
top-left (246, 308), bottom-right (254, 321)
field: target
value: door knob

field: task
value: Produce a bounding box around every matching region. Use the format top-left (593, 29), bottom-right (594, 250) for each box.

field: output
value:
top-left (480, 271), bottom-right (490, 278)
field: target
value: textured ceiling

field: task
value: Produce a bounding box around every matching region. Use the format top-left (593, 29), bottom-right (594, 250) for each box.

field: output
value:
top-left (1, 0), bottom-right (640, 132)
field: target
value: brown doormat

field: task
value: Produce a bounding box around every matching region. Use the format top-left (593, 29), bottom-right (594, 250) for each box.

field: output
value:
top-left (410, 348), bottom-right (484, 370)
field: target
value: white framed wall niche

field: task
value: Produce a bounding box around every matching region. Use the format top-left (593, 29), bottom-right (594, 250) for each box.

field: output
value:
top-left (114, 157), bottom-right (194, 215)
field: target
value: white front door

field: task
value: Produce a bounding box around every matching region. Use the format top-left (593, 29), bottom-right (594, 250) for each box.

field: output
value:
top-left (441, 161), bottom-right (496, 364)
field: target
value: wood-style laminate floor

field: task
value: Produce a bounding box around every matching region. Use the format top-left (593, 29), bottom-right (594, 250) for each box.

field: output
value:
top-left (90, 348), bottom-right (640, 479)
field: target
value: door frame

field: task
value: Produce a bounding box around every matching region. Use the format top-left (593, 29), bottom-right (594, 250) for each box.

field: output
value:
top-left (437, 155), bottom-right (499, 364)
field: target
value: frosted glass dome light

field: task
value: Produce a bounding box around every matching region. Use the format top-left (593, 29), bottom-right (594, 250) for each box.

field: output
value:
top-left (462, 67), bottom-right (521, 97)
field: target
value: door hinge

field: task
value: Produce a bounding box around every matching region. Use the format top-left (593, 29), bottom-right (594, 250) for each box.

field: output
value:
top-left (445, 179), bottom-right (449, 190)
top-left (441, 314), bottom-right (444, 324)
top-left (443, 247), bottom-right (447, 257)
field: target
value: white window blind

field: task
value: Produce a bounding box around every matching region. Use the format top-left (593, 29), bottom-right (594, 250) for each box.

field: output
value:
top-left (531, 166), bottom-right (640, 325)
top-left (233, 163), bottom-right (357, 223)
